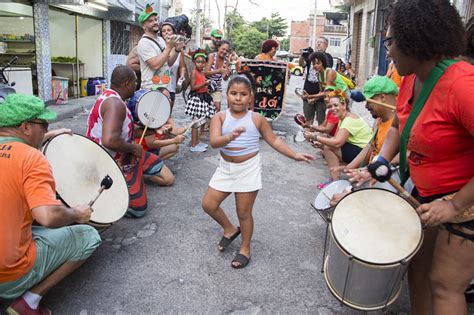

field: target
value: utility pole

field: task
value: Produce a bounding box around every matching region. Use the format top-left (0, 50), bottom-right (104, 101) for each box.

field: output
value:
top-left (196, 0), bottom-right (201, 48)
top-left (223, 0), bottom-right (228, 32)
top-left (312, 0), bottom-right (317, 48)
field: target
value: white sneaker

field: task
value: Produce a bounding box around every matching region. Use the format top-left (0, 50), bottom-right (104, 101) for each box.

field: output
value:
top-left (197, 142), bottom-right (208, 148)
top-left (190, 145), bottom-right (207, 152)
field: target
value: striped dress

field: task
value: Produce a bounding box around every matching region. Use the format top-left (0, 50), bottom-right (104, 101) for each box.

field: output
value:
top-left (207, 52), bottom-right (228, 92)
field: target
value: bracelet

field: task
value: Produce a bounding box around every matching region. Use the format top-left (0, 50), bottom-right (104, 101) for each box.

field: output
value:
top-left (374, 155), bottom-right (389, 165)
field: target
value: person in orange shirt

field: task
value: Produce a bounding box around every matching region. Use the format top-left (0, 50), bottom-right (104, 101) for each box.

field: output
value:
top-left (329, 76), bottom-right (397, 204)
top-left (254, 39), bottom-right (279, 61)
top-left (0, 94), bottom-right (101, 315)
top-left (386, 58), bottom-right (402, 87)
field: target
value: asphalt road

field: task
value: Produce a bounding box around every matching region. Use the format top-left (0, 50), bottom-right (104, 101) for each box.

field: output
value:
top-left (1, 76), bottom-right (427, 314)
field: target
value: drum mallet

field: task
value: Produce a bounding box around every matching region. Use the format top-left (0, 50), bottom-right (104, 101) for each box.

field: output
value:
top-left (88, 175), bottom-right (114, 207)
top-left (350, 90), bottom-right (396, 111)
top-left (375, 165), bottom-right (421, 207)
top-left (184, 117), bottom-right (207, 135)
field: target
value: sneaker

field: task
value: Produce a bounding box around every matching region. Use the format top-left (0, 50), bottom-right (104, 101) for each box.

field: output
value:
top-left (190, 145), bottom-right (207, 152)
top-left (6, 297), bottom-right (51, 315)
top-left (125, 208), bottom-right (146, 218)
top-left (197, 142), bottom-right (208, 148)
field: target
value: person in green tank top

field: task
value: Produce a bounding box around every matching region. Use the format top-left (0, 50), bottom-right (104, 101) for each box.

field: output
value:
top-left (308, 52), bottom-right (348, 93)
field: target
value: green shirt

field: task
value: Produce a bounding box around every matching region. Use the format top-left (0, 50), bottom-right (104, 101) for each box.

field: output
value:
top-left (338, 116), bottom-right (372, 148)
top-left (324, 68), bottom-right (348, 92)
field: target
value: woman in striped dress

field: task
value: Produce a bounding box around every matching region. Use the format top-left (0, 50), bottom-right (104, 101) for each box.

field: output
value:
top-left (205, 40), bottom-right (231, 112)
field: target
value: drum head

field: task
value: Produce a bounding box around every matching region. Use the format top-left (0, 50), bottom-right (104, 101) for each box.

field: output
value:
top-left (331, 189), bottom-right (422, 265)
top-left (42, 134), bottom-right (129, 224)
top-left (314, 180), bottom-right (352, 210)
top-left (136, 90), bottom-right (171, 129)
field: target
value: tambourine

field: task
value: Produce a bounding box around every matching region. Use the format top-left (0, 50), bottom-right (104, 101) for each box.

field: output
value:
top-left (294, 113), bottom-right (306, 126)
top-left (295, 88), bottom-right (305, 98)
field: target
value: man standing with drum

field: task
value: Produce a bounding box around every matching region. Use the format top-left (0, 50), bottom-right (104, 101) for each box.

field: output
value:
top-left (0, 94), bottom-right (101, 314)
top-left (87, 66), bottom-right (174, 218)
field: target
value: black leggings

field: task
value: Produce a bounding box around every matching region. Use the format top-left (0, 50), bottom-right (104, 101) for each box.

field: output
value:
top-left (412, 188), bottom-right (474, 242)
top-left (341, 142), bottom-right (363, 164)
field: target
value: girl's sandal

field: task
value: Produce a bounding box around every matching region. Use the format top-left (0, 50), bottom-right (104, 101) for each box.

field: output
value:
top-left (217, 227), bottom-right (241, 252)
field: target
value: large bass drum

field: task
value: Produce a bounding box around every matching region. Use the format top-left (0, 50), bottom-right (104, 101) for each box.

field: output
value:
top-left (42, 133), bottom-right (129, 225)
top-left (322, 188), bottom-right (423, 311)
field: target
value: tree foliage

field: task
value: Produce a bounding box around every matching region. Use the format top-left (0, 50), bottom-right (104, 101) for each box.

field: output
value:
top-left (188, 8), bottom-right (213, 31)
top-left (250, 12), bottom-right (287, 38)
top-left (279, 37), bottom-right (289, 51)
top-left (232, 26), bottom-right (267, 58)
top-left (225, 11), bottom-right (245, 42)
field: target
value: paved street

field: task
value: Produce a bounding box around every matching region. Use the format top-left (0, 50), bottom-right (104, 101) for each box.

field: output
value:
top-left (2, 76), bottom-right (413, 314)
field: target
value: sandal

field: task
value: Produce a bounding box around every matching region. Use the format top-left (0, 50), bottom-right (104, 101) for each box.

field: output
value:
top-left (218, 227), bottom-right (241, 252)
top-left (231, 253), bottom-right (251, 269)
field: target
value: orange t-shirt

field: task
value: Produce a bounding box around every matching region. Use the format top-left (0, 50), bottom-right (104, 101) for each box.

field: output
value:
top-left (255, 53), bottom-right (274, 61)
top-left (0, 140), bottom-right (60, 282)
top-left (369, 116), bottom-right (394, 162)
top-left (386, 63), bottom-right (402, 87)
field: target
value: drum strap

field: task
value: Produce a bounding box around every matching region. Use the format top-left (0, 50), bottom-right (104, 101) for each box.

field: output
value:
top-left (143, 35), bottom-right (165, 52)
top-left (0, 136), bottom-right (26, 144)
top-left (399, 59), bottom-right (457, 185)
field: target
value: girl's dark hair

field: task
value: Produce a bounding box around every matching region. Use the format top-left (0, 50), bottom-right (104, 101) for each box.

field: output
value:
top-left (309, 52), bottom-right (329, 69)
top-left (388, 0), bottom-right (466, 61)
top-left (227, 75), bottom-right (253, 93)
top-left (217, 40), bottom-right (232, 50)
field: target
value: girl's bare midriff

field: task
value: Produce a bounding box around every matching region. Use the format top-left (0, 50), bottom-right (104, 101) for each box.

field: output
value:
top-left (220, 148), bottom-right (258, 163)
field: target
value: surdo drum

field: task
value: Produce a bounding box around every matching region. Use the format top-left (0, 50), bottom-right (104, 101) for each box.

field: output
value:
top-left (322, 188), bottom-right (423, 311)
top-left (127, 89), bottom-right (171, 129)
top-left (42, 133), bottom-right (129, 226)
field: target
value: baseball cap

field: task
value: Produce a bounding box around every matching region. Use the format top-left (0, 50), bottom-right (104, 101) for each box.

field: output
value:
top-left (362, 75), bottom-right (399, 100)
top-left (138, 4), bottom-right (158, 25)
top-left (0, 94), bottom-right (56, 127)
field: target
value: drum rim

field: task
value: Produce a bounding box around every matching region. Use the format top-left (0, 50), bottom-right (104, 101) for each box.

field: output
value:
top-left (329, 187), bottom-right (424, 266)
top-left (42, 133), bottom-right (130, 223)
top-left (136, 89), bottom-right (171, 129)
top-left (314, 179), bottom-right (351, 210)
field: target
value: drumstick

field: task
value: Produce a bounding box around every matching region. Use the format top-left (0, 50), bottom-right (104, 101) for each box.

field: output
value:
top-left (350, 90), bottom-right (396, 110)
top-left (88, 175), bottom-right (114, 207)
top-left (387, 178), bottom-right (421, 207)
top-left (184, 117), bottom-right (207, 135)
top-left (366, 98), bottom-right (396, 110)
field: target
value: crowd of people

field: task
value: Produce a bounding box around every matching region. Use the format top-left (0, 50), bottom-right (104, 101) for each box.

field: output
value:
top-left (0, 0), bottom-right (473, 314)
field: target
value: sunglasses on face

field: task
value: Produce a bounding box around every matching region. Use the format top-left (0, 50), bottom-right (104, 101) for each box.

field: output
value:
top-left (28, 120), bottom-right (49, 131)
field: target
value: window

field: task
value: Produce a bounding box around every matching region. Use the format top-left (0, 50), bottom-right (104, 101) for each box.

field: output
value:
top-left (329, 37), bottom-right (341, 47)
top-left (111, 21), bottom-right (130, 55)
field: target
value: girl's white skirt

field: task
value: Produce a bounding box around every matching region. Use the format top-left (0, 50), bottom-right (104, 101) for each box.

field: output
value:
top-left (209, 153), bottom-right (262, 192)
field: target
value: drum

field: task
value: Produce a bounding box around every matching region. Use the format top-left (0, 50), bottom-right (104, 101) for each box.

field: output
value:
top-left (322, 188), bottom-right (423, 311)
top-left (127, 89), bottom-right (171, 128)
top-left (313, 180), bottom-right (352, 211)
top-left (42, 133), bottom-right (129, 225)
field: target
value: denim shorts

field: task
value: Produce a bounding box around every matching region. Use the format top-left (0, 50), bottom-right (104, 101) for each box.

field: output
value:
top-left (0, 225), bottom-right (101, 299)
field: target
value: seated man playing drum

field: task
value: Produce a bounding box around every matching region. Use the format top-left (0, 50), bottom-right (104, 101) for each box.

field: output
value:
top-left (329, 76), bottom-right (399, 205)
top-left (87, 66), bottom-right (174, 218)
top-left (0, 94), bottom-right (101, 314)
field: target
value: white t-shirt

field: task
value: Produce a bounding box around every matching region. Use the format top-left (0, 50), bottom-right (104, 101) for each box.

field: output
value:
top-left (167, 52), bottom-right (181, 93)
top-left (137, 35), bottom-right (171, 90)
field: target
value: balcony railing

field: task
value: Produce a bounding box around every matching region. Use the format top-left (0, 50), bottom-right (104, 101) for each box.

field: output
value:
top-left (324, 25), bottom-right (347, 33)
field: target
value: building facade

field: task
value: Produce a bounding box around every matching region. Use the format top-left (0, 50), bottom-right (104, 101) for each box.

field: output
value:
top-left (0, 0), bottom-right (179, 102)
top-left (289, 11), bottom-right (348, 61)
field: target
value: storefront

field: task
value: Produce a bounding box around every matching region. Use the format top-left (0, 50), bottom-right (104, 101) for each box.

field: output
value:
top-left (0, 0), bottom-right (138, 102)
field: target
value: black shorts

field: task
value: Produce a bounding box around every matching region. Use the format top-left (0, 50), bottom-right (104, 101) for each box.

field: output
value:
top-left (341, 142), bottom-right (363, 164)
top-left (412, 188), bottom-right (474, 242)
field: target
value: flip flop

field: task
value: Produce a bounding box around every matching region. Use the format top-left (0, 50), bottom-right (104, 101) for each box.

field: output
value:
top-left (231, 253), bottom-right (251, 269)
top-left (218, 227), bottom-right (241, 252)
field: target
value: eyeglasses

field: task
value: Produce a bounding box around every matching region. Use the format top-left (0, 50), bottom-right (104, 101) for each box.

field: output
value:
top-left (28, 120), bottom-right (49, 131)
top-left (383, 36), bottom-right (393, 50)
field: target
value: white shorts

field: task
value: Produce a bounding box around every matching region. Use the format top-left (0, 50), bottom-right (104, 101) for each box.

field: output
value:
top-left (209, 153), bottom-right (262, 192)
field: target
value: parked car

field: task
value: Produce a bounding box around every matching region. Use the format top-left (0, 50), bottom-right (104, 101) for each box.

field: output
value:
top-left (289, 63), bottom-right (304, 76)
